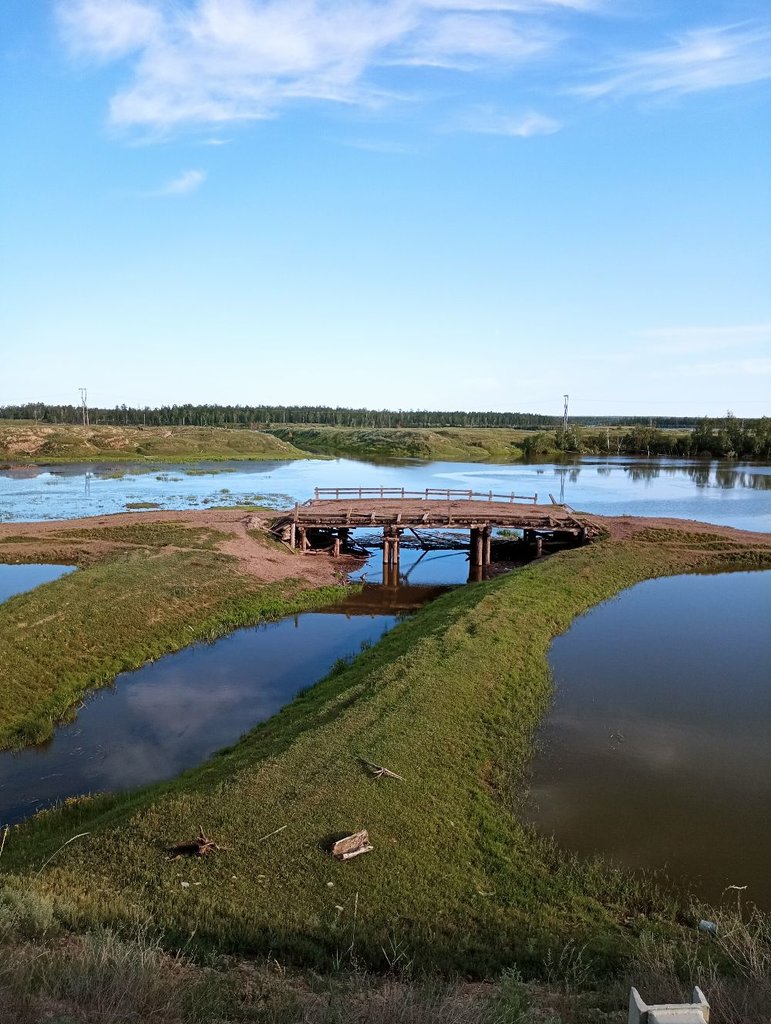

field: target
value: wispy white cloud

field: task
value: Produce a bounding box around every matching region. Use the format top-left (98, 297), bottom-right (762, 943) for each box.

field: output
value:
top-left (58, 0), bottom-right (161, 58)
top-left (578, 23), bottom-right (771, 100)
top-left (56, 2), bottom-right (771, 135)
top-left (456, 106), bottom-right (561, 135)
top-left (149, 168), bottom-right (207, 196)
top-left (57, 0), bottom-right (566, 131)
top-left (397, 13), bottom-right (555, 70)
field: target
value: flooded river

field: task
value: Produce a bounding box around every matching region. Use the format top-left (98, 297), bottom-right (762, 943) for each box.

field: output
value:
top-left (526, 570), bottom-right (771, 908)
top-left (1, 456), bottom-right (770, 532)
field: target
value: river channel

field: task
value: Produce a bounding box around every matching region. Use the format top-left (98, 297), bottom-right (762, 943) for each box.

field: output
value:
top-left (1, 456), bottom-right (770, 532)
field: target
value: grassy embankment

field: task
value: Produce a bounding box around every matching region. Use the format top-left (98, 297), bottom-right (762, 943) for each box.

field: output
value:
top-left (0, 422), bottom-right (309, 464)
top-left (3, 523), bottom-right (770, 1005)
top-left (265, 425), bottom-right (529, 462)
top-left (0, 521), bottom-right (349, 750)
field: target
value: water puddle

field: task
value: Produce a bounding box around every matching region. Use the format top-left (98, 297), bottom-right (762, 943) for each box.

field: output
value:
top-left (525, 570), bottom-right (771, 908)
top-left (0, 563), bottom-right (75, 604)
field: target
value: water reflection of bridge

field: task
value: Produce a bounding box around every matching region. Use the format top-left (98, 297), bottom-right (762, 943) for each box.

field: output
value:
top-left (272, 487), bottom-right (599, 571)
top-left (319, 584), bottom-right (453, 615)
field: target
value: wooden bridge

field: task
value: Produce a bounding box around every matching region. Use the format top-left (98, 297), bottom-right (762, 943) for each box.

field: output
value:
top-left (272, 487), bottom-right (599, 569)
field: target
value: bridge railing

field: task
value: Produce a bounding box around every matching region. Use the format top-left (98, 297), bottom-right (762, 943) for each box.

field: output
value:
top-left (313, 486), bottom-right (537, 503)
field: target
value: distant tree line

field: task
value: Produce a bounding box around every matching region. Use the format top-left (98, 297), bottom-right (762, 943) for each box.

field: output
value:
top-left (1, 404), bottom-right (768, 458)
top-left (545, 414), bottom-right (771, 460)
top-left (0, 402), bottom-right (742, 432)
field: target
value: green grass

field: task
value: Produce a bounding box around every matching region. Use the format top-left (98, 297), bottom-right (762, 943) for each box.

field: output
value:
top-left (265, 425), bottom-right (527, 462)
top-left (0, 423), bottom-right (309, 463)
top-left (53, 522), bottom-right (231, 549)
top-left (4, 529), bottom-right (769, 978)
top-left (0, 544), bottom-right (350, 750)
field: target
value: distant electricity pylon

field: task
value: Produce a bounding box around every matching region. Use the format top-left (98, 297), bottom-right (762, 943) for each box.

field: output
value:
top-left (562, 394), bottom-right (569, 433)
top-left (79, 387), bottom-right (89, 426)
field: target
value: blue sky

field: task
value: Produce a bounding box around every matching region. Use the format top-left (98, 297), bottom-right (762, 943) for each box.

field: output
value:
top-left (1, 0), bottom-right (769, 417)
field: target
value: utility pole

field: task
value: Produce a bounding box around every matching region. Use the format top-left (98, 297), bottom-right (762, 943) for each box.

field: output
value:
top-left (79, 387), bottom-right (89, 426)
top-left (562, 394), bottom-right (569, 433)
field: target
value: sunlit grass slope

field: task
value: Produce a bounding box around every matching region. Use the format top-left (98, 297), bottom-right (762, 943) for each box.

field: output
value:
top-left (266, 425), bottom-right (527, 461)
top-left (5, 527), bottom-right (770, 975)
top-left (0, 422), bottom-right (308, 463)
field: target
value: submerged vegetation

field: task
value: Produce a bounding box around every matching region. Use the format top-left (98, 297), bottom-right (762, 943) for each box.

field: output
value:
top-left (2, 519), bottom-right (770, 1012)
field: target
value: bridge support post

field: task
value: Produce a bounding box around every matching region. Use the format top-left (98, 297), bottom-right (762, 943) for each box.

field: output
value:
top-left (289, 522), bottom-right (296, 549)
top-left (534, 535), bottom-right (543, 558)
top-left (382, 526), bottom-right (401, 570)
top-left (470, 527), bottom-right (484, 567)
top-left (483, 527), bottom-right (492, 566)
top-left (298, 526), bottom-right (309, 552)
top-left (332, 535), bottom-right (341, 557)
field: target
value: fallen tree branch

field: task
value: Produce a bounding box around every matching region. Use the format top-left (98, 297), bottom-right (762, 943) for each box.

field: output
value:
top-left (358, 757), bottom-right (404, 781)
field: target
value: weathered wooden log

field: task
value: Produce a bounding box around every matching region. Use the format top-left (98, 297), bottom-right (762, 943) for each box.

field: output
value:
top-left (331, 830), bottom-right (373, 861)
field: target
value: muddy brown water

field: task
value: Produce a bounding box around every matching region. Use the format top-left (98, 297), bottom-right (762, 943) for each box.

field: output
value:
top-left (524, 569), bottom-right (771, 909)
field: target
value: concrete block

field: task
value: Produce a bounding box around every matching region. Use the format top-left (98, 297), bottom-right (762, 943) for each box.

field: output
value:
top-left (628, 986), bottom-right (709, 1024)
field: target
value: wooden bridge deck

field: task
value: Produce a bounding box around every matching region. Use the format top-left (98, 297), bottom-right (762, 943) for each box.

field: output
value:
top-left (274, 497), bottom-right (598, 535)
top-left (271, 488), bottom-right (599, 568)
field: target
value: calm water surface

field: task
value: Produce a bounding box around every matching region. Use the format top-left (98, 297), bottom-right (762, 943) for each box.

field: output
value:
top-left (525, 571), bottom-right (771, 908)
top-left (0, 602), bottom-right (403, 826)
top-left (0, 562), bottom-right (75, 603)
top-left (1, 457), bottom-right (769, 531)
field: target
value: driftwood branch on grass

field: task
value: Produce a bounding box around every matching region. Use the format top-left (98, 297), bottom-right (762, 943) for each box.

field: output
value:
top-left (167, 826), bottom-right (225, 859)
top-left (358, 757), bottom-right (404, 781)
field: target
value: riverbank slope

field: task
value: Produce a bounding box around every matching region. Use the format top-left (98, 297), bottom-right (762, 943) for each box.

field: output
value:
top-left (265, 424), bottom-right (528, 461)
top-left (0, 422), bottom-right (309, 463)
